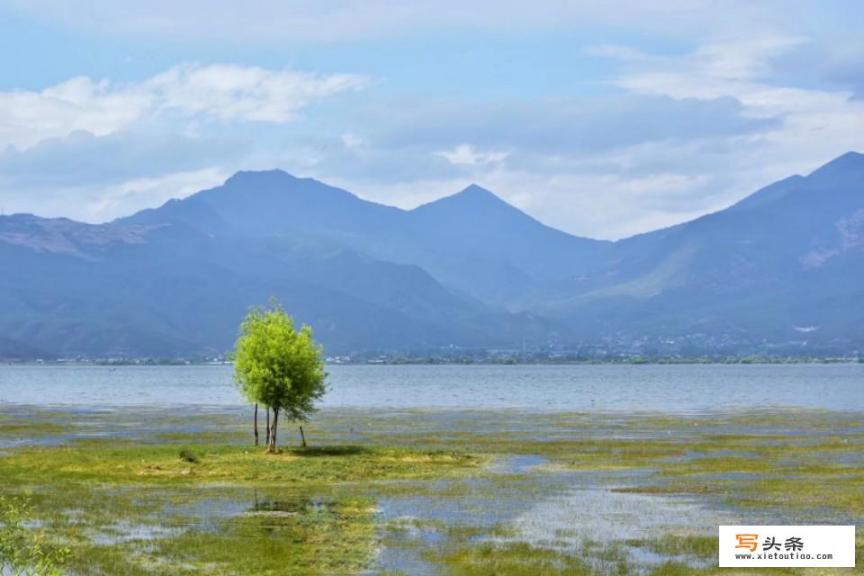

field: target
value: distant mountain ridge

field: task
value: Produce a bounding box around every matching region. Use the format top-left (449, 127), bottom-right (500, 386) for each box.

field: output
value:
top-left (2, 152), bottom-right (863, 359)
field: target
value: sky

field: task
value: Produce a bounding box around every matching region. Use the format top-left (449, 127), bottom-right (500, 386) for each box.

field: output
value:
top-left (0, 1), bottom-right (862, 239)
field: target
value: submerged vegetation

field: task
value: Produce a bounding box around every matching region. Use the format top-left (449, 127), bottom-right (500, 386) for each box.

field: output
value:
top-left (0, 407), bottom-right (861, 574)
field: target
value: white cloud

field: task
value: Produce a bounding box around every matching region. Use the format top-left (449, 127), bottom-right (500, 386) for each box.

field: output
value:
top-left (578, 34), bottom-right (864, 232)
top-left (495, 166), bottom-right (718, 239)
top-left (3, 4), bottom-right (863, 239)
top-left (0, 64), bottom-right (368, 150)
top-left (436, 144), bottom-right (508, 166)
top-left (592, 35), bottom-right (851, 119)
top-left (84, 167), bottom-right (229, 221)
top-left (332, 164), bottom-right (718, 240)
top-left (148, 64), bottom-right (367, 123)
top-left (2, 166), bottom-right (230, 223)
top-left (0, 78), bottom-right (151, 150)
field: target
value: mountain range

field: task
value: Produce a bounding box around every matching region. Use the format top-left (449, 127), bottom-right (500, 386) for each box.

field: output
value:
top-left (2, 151), bottom-right (863, 359)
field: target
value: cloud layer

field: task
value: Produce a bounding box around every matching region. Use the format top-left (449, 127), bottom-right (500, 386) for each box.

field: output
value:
top-left (0, 63), bottom-right (366, 150)
top-left (0, 63), bottom-right (367, 220)
top-left (0, 2), bottom-right (863, 237)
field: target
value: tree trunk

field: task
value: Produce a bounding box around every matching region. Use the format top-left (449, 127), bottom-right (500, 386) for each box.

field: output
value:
top-left (269, 409), bottom-right (280, 453)
top-left (265, 407), bottom-right (271, 449)
top-left (253, 403), bottom-right (259, 446)
top-left (299, 425), bottom-right (307, 448)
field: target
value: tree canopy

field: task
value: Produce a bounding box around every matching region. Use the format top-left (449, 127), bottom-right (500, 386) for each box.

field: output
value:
top-left (233, 304), bottom-right (326, 451)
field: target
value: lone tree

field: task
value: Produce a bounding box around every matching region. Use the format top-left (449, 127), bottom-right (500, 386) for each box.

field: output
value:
top-left (233, 303), bottom-right (326, 453)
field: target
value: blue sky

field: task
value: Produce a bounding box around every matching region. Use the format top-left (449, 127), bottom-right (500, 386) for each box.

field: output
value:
top-left (1, 1), bottom-right (862, 239)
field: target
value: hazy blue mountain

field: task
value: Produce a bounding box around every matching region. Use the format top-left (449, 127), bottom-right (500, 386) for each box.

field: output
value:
top-left (123, 173), bottom-right (608, 308)
top-left (398, 185), bottom-right (610, 308)
top-left (121, 170), bottom-right (404, 241)
top-left (548, 151), bottom-right (864, 354)
top-left (0, 212), bottom-right (552, 358)
top-left (1, 152), bottom-right (862, 359)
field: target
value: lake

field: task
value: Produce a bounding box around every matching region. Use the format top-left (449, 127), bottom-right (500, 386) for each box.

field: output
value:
top-left (2, 363), bottom-right (862, 574)
top-left (1, 363), bottom-right (862, 412)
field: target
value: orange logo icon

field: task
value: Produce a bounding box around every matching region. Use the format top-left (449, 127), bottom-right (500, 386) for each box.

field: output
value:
top-left (735, 534), bottom-right (759, 552)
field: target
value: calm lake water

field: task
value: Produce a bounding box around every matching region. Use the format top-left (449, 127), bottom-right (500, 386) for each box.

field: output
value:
top-left (0, 363), bottom-right (861, 413)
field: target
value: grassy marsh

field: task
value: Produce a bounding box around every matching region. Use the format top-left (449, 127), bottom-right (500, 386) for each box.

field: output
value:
top-left (0, 406), bottom-right (861, 574)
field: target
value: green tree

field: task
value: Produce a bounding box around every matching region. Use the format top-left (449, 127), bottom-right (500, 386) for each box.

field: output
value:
top-left (233, 303), bottom-right (326, 452)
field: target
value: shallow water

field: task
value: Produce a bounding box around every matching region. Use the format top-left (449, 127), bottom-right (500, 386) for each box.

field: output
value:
top-left (2, 365), bottom-right (861, 574)
top-left (1, 363), bottom-right (862, 412)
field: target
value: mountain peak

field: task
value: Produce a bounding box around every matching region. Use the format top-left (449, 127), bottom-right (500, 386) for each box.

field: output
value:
top-left (224, 169), bottom-right (298, 187)
top-left (808, 151), bottom-right (864, 180)
top-left (451, 184), bottom-right (511, 205)
top-left (417, 184), bottom-right (511, 211)
top-left (459, 183), bottom-right (497, 197)
top-left (407, 182), bottom-right (569, 242)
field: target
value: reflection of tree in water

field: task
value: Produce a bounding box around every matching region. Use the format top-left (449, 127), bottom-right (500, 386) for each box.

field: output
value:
top-left (250, 494), bottom-right (335, 515)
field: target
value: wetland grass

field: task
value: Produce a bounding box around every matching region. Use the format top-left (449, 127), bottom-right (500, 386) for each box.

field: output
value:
top-left (1, 407), bottom-right (861, 575)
